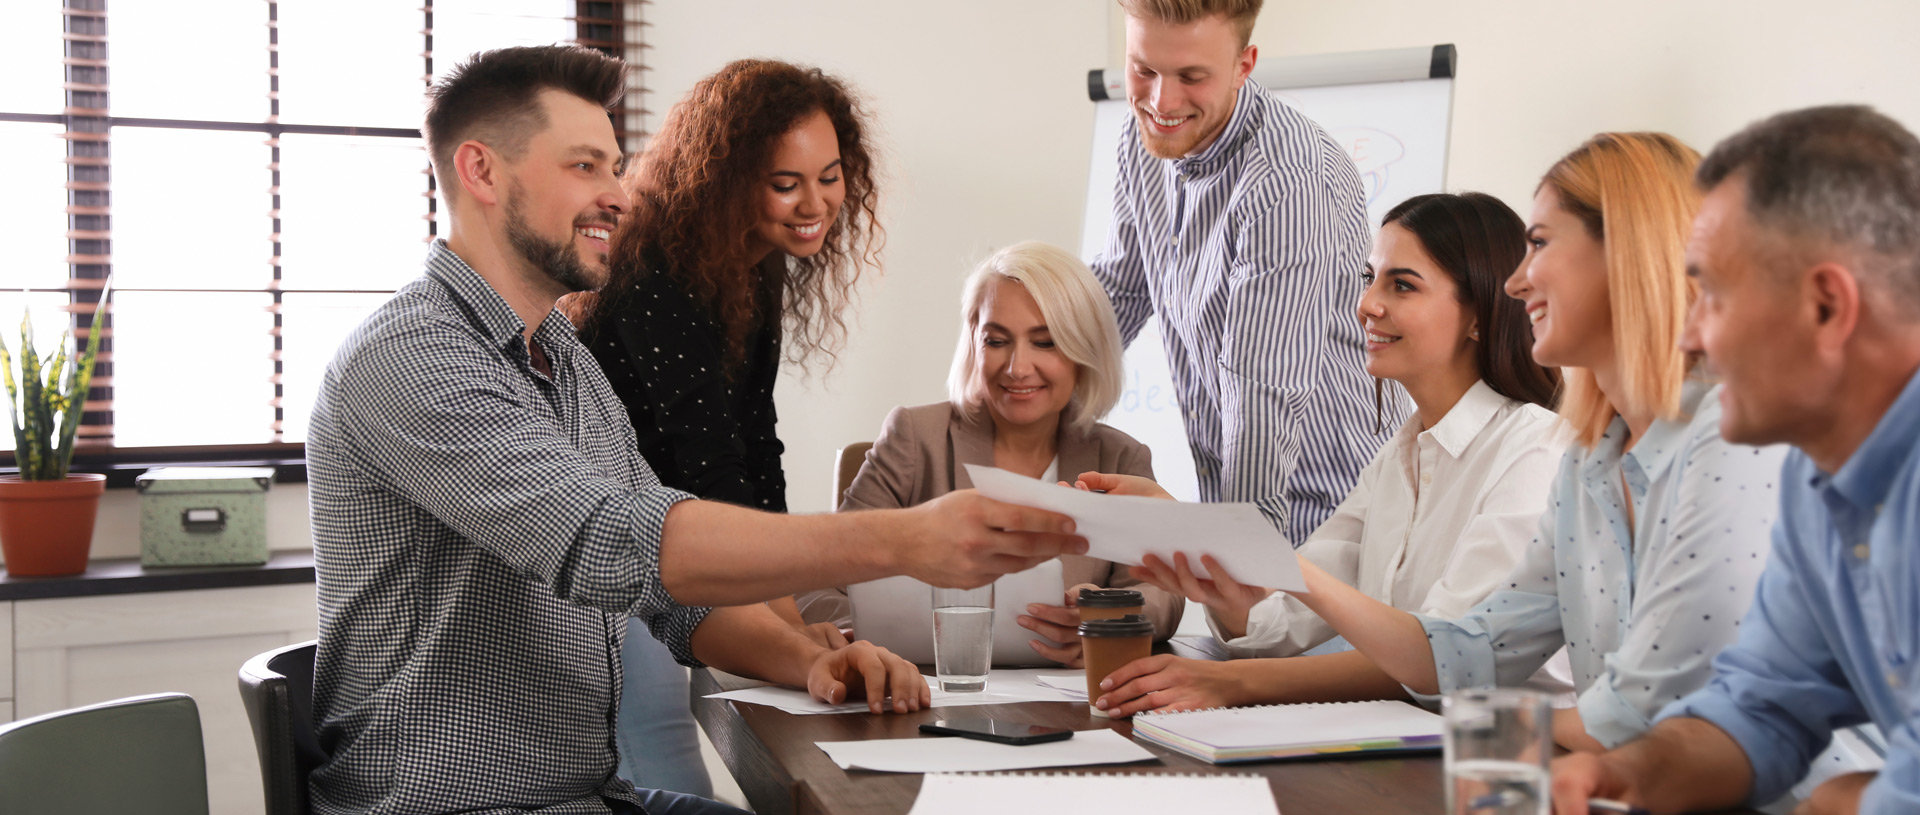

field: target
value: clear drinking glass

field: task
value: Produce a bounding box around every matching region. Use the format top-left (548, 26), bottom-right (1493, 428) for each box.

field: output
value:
top-left (931, 584), bottom-right (994, 692)
top-left (1444, 688), bottom-right (1552, 815)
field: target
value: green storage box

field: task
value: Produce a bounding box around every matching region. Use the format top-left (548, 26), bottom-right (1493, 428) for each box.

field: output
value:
top-left (136, 467), bottom-right (274, 567)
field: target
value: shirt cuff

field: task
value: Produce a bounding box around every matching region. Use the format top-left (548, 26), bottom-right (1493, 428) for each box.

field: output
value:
top-left (1575, 674), bottom-right (1656, 749)
top-left (1656, 687), bottom-right (1804, 805)
top-left (643, 604), bottom-right (714, 670)
top-left (1418, 613), bottom-right (1500, 696)
top-left (627, 485), bottom-right (712, 668)
top-left (626, 485), bottom-right (698, 618)
top-left (1208, 593), bottom-right (1296, 658)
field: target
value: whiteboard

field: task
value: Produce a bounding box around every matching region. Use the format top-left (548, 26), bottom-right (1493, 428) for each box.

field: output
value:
top-left (1082, 65), bottom-right (1455, 502)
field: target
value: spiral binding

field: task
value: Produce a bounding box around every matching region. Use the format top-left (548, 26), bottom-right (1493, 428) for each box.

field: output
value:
top-left (1135, 700), bottom-right (1381, 719)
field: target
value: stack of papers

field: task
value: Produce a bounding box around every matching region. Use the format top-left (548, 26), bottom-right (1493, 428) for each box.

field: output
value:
top-left (816, 728), bottom-right (1156, 773)
top-left (1132, 700), bottom-right (1444, 763)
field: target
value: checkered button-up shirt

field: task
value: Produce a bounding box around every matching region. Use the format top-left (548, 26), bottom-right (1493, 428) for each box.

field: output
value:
top-left (306, 240), bottom-right (709, 815)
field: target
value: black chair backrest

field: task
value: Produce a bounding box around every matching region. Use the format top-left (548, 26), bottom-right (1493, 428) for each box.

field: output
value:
top-left (239, 640), bottom-right (324, 815)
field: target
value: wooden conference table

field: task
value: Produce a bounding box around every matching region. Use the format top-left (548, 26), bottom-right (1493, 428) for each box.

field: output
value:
top-left (691, 668), bottom-right (1445, 815)
top-left (691, 669), bottom-right (1773, 815)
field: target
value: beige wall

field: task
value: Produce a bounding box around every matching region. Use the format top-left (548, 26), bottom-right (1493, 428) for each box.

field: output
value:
top-left (646, 0), bottom-right (1920, 514)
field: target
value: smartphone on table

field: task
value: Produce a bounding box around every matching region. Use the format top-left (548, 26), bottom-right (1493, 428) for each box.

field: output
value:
top-left (917, 717), bottom-right (1075, 746)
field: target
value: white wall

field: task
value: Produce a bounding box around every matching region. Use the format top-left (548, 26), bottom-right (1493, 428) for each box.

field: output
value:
top-left (1256, 0), bottom-right (1920, 215)
top-left (646, 0), bottom-right (1920, 513)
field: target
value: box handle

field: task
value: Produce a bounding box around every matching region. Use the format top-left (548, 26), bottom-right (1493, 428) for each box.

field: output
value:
top-left (182, 507), bottom-right (227, 533)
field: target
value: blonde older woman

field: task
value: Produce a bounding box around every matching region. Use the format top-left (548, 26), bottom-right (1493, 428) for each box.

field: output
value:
top-left (837, 241), bottom-right (1181, 666)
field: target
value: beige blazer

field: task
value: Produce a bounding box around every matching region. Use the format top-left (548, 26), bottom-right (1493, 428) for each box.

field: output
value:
top-left (815, 402), bottom-right (1181, 639)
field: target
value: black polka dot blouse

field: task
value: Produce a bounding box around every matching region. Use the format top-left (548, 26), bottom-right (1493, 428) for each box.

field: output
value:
top-left (588, 254), bottom-right (788, 513)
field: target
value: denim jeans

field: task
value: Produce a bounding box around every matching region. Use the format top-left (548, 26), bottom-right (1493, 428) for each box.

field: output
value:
top-left (616, 617), bottom-right (713, 798)
top-left (606, 789), bottom-right (751, 815)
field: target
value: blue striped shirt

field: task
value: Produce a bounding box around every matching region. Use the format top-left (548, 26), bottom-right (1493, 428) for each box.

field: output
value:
top-left (1092, 78), bottom-right (1407, 544)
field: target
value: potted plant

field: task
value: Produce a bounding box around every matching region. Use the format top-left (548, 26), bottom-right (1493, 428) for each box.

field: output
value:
top-left (0, 291), bottom-right (108, 577)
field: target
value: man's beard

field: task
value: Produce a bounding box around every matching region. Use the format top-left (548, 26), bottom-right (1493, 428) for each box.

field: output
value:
top-left (1137, 112), bottom-right (1207, 159)
top-left (504, 183), bottom-right (604, 293)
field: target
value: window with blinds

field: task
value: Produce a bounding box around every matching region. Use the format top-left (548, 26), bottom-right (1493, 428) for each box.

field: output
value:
top-left (0, 0), bottom-right (649, 465)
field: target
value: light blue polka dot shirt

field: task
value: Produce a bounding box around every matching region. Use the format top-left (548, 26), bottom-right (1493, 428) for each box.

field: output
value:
top-left (1415, 379), bottom-right (1786, 747)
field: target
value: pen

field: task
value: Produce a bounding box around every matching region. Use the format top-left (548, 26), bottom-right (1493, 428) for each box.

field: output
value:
top-left (1466, 792), bottom-right (1647, 815)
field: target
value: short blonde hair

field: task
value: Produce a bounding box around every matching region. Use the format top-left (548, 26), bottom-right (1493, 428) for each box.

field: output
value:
top-left (1539, 132), bottom-right (1703, 448)
top-left (1119, 0), bottom-right (1264, 48)
top-left (947, 242), bottom-right (1126, 436)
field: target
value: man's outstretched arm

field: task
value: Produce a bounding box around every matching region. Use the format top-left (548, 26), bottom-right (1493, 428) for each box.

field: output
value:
top-left (657, 489), bottom-right (1087, 606)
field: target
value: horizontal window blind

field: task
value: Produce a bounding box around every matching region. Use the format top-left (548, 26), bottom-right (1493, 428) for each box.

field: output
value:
top-left (0, 0), bottom-right (649, 460)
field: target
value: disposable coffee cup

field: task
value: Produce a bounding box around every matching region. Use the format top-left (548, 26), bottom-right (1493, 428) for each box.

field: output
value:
top-left (1079, 614), bottom-right (1154, 718)
top-left (1076, 588), bottom-right (1145, 622)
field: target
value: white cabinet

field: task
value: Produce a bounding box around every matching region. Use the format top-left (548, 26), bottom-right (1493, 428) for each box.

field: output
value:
top-left (1, 600), bottom-right (13, 707)
top-left (11, 583), bottom-right (316, 815)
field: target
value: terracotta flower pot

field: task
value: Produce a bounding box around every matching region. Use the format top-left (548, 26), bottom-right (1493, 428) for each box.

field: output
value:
top-left (0, 473), bottom-right (106, 577)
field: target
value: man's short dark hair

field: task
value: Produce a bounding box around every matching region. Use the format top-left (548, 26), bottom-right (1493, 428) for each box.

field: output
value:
top-left (1698, 105), bottom-right (1920, 310)
top-left (423, 45), bottom-right (626, 204)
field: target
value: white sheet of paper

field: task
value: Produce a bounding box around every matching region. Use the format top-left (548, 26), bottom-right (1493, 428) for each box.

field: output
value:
top-left (705, 669), bottom-right (1088, 715)
top-left (817, 728), bottom-right (1156, 773)
top-left (964, 464), bottom-right (1305, 591)
top-left (908, 773), bottom-right (1280, 815)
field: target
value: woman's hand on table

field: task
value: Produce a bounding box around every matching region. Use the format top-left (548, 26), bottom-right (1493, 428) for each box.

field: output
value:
top-left (806, 641), bottom-right (930, 714)
top-left (1093, 654), bottom-right (1240, 718)
top-left (1129, 553), bottom-right (1272, 639)
top-left (1016, 583), bottom-right (1101, 668)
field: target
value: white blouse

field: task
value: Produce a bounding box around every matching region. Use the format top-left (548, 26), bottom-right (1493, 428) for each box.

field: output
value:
top-left (1209, 381), bottom-right (1573, 696)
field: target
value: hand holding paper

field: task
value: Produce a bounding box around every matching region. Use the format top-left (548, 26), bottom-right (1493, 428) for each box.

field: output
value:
top-left (1131, 552), bottom-right (1273, 638)
top-left (897, 489), bottom-right (1089, 588)
top-left (963, 464), bottom-right (1304, 592)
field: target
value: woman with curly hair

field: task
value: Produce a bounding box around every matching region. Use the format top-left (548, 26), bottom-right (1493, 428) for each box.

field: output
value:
top-left (575, 58), bottom-right (883, 799)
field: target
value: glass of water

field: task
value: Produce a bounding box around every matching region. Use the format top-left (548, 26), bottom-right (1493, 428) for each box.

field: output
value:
top-left (1443, 688), bottom-right (1552, 815)
top-left (931, 583), bottom-right (994, 692)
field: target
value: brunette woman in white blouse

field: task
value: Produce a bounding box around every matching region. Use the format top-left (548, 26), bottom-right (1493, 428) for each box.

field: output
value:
top-left (1084, 192), bottom-right (1574, 711)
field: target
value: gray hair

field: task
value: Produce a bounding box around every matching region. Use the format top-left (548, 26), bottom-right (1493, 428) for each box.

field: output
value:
top-left (1697, 105), bottom-right (1920, 312)
top-left (947, 242), bottom-right (1126, 436)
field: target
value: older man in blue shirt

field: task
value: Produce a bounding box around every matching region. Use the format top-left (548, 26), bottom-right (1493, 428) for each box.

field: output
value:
top-left (1549, 106), bottom-right (1920, 815)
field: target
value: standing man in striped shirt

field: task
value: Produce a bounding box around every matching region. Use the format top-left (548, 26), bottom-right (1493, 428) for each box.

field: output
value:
top-left (1093, 0), bottom-right (1404, 544)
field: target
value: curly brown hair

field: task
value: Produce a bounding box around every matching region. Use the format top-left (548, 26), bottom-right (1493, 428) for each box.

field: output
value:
top-left (580, 59), bottom-right (883, 373)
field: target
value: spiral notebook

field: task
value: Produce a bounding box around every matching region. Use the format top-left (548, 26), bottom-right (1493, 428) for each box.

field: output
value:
top-left (906, 772), bottom-right (1279, 815)
top-left (1131, 701), bottom-right (1444, 764)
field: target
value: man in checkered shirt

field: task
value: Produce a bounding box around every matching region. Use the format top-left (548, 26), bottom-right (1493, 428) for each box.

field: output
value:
top-left (304, 46), bottom-right (1087, 815)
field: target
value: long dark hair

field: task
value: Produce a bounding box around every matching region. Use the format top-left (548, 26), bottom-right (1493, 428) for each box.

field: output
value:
top-left (579, 59), bottom-right (882, 372)
top-left (1381, 193), bottom-right (1559, 409)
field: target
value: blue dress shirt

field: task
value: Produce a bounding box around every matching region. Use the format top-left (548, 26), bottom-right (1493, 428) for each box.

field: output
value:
top-left (1660, 368), bottom-right (1920, 813)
